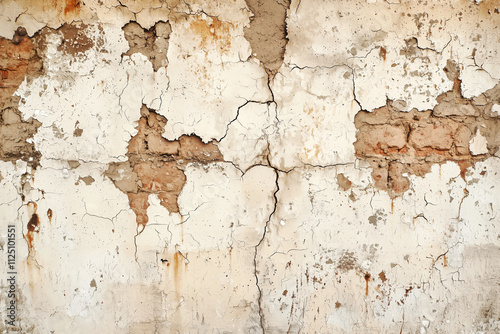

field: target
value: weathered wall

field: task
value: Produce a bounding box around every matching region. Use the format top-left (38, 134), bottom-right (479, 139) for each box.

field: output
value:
top-left (0, 0), bottom-right (499, 333)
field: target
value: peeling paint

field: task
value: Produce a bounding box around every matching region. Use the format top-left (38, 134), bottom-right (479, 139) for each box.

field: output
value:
top-left (0, 1), bottom-right (499, 333)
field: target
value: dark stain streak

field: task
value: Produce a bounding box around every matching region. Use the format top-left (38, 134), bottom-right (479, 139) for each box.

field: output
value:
top-left (379, 46), bottom-right (387, 61)
top-left (364, 272), bottom-right (371, 296)
top-left (27, 213), bottom-right (39, 232)
top-left (47, 208), bottom-right (52, 222)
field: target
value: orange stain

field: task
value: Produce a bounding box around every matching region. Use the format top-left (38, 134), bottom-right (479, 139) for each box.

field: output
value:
top-left (64, 0), bottom-right (81, 15)
top-left (189, 15), bottom-right (232, 55)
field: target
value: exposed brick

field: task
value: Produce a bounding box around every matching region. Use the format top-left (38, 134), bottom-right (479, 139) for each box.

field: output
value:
top-left (134, 162), bottom-right (185, 193)
top-left (0, 31), bottom-right (43, 167)
top-left (355, 124), bottom-right (407, 156)
top-left (409, 123), bottom-right (455, 151)
top-left (355, 77), bottom-right (500, 197)
top-left (106, 106), bottom-right (224, 226)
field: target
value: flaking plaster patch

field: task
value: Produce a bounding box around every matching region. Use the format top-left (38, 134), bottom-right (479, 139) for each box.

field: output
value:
top-left (1, 1), bottom-right (500, 333)
top-left (16, 24), bottom-right (168, 164)
top-left (469, 129), bottom-right (489, 155)
top-left (159, 13), bottom-right (272, 142)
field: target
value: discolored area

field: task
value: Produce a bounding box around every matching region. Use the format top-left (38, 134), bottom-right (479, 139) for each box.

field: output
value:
top-left (56, 22), bottom-right (95, 56)
top-left (122, 21), bottom-right (171, 71)
top-left (0, 28), bottom-right (43, 167)
top-left (244, 0), bottom-right (290, 74)
top-left (355, 66), bottom-right (500, 197)
top-left (106, 105), bottom-right (223, 227)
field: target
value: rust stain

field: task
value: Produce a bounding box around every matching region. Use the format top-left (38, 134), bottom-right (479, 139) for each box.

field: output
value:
top-left (173, 251), bottom-right (182, 280)
top-left (27, 213), bottom-right (39, 232)
top-left (171, 249), bottom-right (189, 301)
top-left (378, 271), bottom-right (387, 283)
top-left (379, 47), bottom-right (387, 61)
top-left (189, 15), bottom-right (232, 55)
top-left (364, 273), bottom-right (371, 296)
top-left (404, 286), bottom-right (413, 298)
top-left (25, 202), bottom-right (40, 254)
top-left (63, 0), bottom-right (81, 15)
top-left (47, 208), bottom-right (53, 223)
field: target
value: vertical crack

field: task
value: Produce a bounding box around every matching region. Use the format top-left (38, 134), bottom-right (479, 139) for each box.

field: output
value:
top-left (254, 168), bottom-right (280, 333)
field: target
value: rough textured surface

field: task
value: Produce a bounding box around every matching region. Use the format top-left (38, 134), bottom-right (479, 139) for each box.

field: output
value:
top-left (107, 105), bottom-right (223, 226)
top-left (0, 29), bottom-right (43, 167)
top-left (354, 79), bottom-right (500, 196)
top-left (122, 21), bottom-right (171, 71)
top-left (244, 0), bottom-right (291, 74)
top-left (0, 1), bottom-right (500, 333)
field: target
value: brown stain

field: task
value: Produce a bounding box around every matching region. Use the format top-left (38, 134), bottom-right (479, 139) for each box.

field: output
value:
top-left (335, 301), bottom-right (341, 309)
top-left (107, 105), bottom-right (223, 228)
top-left (78, 176), bottom-right (95, 185)
top-left (337, 173), bottom-right (352, 191)
top-left (378, 271), bottom-right (387, 283)
top-left (364, 273), bottom-right (371, 296)
top-left (47, 208), bottom-right (53, 223)
top-left (57, 23), bottom-right (94, 56)
top-left (462, 0), bottom-right (500, 18)
top-left (458, 161), bottom-right (472, 181)
top-left (404, 286), bottom-right (413, 298)
top-left (336, 250), bottom-right (357, 272)
top-left (73, 128), bottom-right (83, 137)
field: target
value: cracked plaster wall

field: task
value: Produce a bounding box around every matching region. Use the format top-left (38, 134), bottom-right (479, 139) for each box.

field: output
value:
top-left (0, 0), bottom-right (500, 333)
